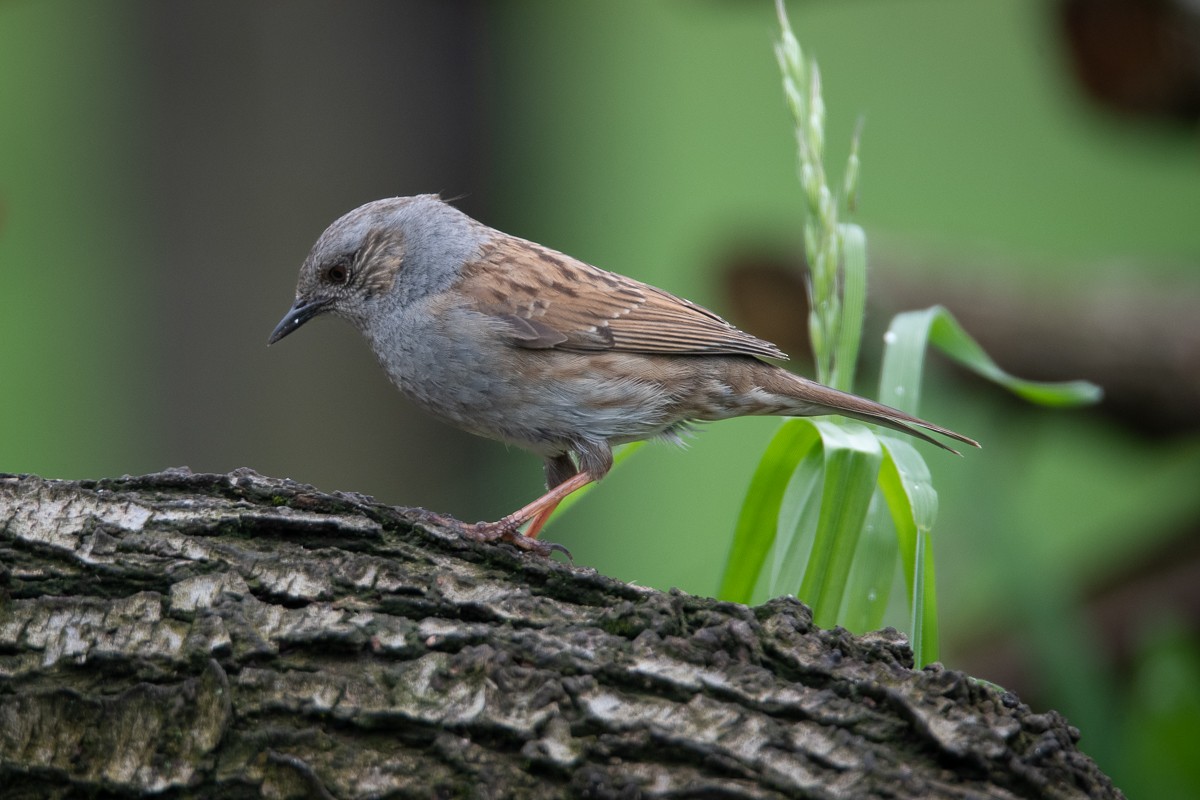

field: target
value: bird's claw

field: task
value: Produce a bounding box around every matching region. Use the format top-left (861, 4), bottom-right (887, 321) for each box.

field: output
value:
top-left (410, 509), bottom-right (570, 559)
top-left (464, 520), bottom-right (572, 560)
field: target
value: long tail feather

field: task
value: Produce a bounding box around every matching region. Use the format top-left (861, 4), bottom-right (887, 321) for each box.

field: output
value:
top-left (768, 369), bottom-right (980, 454)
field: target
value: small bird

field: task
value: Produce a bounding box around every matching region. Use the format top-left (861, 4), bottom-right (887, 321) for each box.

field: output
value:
top-left (269, 195), bottom-right (977, 554)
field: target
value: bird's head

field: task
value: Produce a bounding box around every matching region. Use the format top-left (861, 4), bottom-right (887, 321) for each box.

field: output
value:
top-left (268, 194), bottom-right (477, 344)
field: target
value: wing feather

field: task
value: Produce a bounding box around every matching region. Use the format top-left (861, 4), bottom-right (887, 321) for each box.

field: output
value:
top-left (460, 235), bottom-right (787, 360)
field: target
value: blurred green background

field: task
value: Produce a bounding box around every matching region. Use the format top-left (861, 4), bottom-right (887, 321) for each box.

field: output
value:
top-left (3, 1), bottom-right (1199, 795)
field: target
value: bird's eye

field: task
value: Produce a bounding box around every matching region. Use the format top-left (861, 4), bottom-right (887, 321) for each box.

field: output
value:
top-left (325, 262), bottom-right (350, 285)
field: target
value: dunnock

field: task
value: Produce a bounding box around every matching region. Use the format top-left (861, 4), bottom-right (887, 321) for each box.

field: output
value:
top-left (269, 195), bottom-right (976, 554)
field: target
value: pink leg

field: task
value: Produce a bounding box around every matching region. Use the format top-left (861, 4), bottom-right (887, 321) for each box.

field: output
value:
top-left (491, 471), bottom-right (593, 535)
top-left (459, 471), bottom-right (593, 556)
top-left (522, 500), bottom-right (562, 540)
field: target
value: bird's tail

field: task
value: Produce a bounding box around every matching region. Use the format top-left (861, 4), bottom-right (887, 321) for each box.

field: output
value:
top-left (761, 366), bottom-right (979, 454)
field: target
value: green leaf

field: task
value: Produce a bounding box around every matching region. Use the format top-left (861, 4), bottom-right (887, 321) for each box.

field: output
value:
top-left (878, 435), bottom-right (940, 664)
top-left (797, 420), bottom-right (883, 628)
top-left (911, 527), bottom-right (939, 665)
top-left (871, 303), bottom-right (1099, 665)
top-left (840, 489), bottom-right (897, 633)
top-left (719, 419), bottom-right (821, 603)
top-left (881, 306), bottom-right (1102, 413)
top-left (770, 438), bottom-right (827, 597)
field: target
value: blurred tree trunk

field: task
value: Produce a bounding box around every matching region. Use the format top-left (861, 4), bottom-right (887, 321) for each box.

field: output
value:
top-left (0, 470), bottom-right (1122, 799)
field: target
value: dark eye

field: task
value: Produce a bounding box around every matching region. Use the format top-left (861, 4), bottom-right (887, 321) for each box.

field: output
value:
top-left (325, 261), bottom-right (350, 285)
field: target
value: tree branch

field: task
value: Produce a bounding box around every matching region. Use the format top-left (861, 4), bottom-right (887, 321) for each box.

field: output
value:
top-left (0, 469), bottom-right (1121, 799)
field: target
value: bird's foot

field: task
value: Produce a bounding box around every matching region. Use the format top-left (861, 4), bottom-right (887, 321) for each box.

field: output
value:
top-left (408, 508), bottom-right (571, 559)
top-left (464, 520), bottom-right (573, 560)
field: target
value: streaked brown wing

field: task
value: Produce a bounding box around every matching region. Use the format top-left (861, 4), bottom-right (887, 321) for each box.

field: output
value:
top-left (460, 234), bottom-right (787, 360)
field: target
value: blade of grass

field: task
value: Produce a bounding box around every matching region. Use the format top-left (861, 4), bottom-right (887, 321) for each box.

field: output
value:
top-left (797, 420), bottom-right (883, 628)
top-left (770, 439), bottom-right (827, 597)
top-left (878, 435), bottom-right (940, 664)
top-left (875, 304), bottom-right (1098, 664)
top-left (840, 489), bottom-right (898, 633)
top-left (911, 527), bottom-right (939, 665)
top-left (720, 419), bottom-right (821, 603)
top-left (882, 306), bottom-right (1102, 412)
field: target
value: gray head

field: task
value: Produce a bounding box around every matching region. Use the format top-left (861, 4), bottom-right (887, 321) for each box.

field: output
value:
top-left (268, 194), bottom-right (485, 344)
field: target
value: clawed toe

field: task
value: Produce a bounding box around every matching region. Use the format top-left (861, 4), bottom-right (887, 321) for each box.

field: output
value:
top-left (412, 511), bottom-right (570, 559)
top-left (465, 520), bottom-right (571, 560)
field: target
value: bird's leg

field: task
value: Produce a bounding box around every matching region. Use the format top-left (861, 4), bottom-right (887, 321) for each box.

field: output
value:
top-left (467, 470), bottom-right (593, 541)
top-left (521, 503), bottom-right (559, 541)
top-left (460, 446), bottom-right (609, 557)
top-left (522, 453), bottom-right (580, 540)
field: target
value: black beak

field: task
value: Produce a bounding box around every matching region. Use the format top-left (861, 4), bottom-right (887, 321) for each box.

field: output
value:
top-left (268, 296), bottom-right (332, 344)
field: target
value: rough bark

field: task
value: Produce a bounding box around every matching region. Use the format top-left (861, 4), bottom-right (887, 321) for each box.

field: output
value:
top-left (0, 469), bottom-right (1122, 799)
